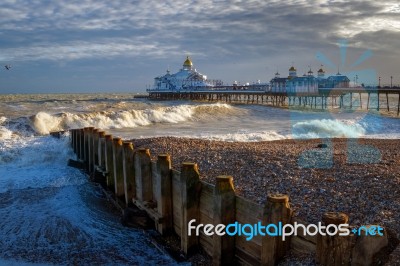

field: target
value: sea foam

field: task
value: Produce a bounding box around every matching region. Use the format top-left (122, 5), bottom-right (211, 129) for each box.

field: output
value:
top-left (0, 134), bottom-right (84, 193)
top-left (16, 103), bottom-right (238, 135)
top-left (292, 119), bottom-right (366, 139)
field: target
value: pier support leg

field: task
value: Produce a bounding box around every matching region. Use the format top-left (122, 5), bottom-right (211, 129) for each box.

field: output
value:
top-left (340, 95), bottom-right (343, 109)
top-left (377, 93), bottom-right (380, 111)
top-left (398, 93), bottom-right (400, 116)
top-left (350, 93), bottom-right (353, 109)
top-left (386, 93), bottom-right (390, 112)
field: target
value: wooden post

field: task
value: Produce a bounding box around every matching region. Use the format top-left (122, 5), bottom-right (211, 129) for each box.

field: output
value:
top-left (71, 129), bottom-right (76, 152)
top-left (71, 128), bottom-right (76, 154)
top-left (104, 134), bottom-right (114, 189)
top-left (316, 212), bottom-right (355, 265)
top-left (261, 194), bottom-right (293, 265)
top-left (75, 129), bottom-right (79, 151)
top-left (367, 93), bottom-right (370, 110)
top-left (75, 129), bottom-right (80, 156)
top-left (213, 176), bottom-right (236, 266)
top-left (97, 131), bottom-right (106, 168)
top-left (83, 127), bottom-right (90, 167)
top-left (76, 129), bottom-right (82, 159)
top-left (87, 127), bottom-right (95, 172)
top-left (122, 142), bottom-right (135, 205)
top-left (112, 137), bottom-right (124, 197)
top-left (92, 129), bottom-right (99, 167)
top-left (180, 162), bottom-right (201, 254)
top-left (351, 225), bottom-right (388, 265)
top-left (135, 148), bottom-right (153, 202)
top-left (156, 154), bottom-right (173, 235)
top-left (77, 129), bottom-right (83, 160)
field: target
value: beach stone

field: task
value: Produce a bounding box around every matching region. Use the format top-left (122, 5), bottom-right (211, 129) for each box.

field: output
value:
top-left (351, 225), bottom-right (388, 266)
top-left (347, 141), bottom-right (382, 164)
top-left (298, 148), bottom-right (333, 169)
top-left (386, 243), bottom-right (400, 265)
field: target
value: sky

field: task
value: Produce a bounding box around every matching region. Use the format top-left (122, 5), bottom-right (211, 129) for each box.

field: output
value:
top-left (0, 0), bottom-right (399, 93)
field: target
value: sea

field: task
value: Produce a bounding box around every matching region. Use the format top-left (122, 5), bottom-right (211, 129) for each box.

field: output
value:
top-left (0, 93), bottom-right (399, 265)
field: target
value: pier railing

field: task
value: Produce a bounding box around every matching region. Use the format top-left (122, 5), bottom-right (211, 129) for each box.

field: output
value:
top-left (68, 127), bottom-right (391, 265)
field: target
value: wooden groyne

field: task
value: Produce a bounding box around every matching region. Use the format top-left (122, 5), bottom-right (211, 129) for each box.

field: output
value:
top-left (148, 87), bottom-right (400, 115)
top-left (68, 127), bottom-right (393, 265)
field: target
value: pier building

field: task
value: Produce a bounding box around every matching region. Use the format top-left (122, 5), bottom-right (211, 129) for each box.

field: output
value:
top-left (270, 65), bottom-right (350, 93)
top-left (152, 56), bottom-right (222, 91)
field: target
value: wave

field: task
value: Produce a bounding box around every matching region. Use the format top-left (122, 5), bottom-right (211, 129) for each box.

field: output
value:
top-left (0, 117), bottom-right (13, 139)
top-left (0, 134), bottom-right (85, 193)
top-left (0, 103), bottom-right (241, 137)
top-left (190, 131), bottom-right (287, 142)
top-left (292, 119), bottom-right (366, 139)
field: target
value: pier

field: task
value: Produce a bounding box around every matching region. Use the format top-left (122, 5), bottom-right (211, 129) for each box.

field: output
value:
top-left (148, 86), bottom-right (400, 116)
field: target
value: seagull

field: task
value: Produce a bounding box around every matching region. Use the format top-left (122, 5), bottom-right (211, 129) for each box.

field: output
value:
top-left (4, 65), bottom-right (11, 70)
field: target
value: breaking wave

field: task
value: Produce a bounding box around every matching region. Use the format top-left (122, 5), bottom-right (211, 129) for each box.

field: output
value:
top-left (0, 103), bottom-right (241, 137)
top-left (292, 119), bottom-right (366, 139)
top-left (181, 131), bottom-right (287, 142)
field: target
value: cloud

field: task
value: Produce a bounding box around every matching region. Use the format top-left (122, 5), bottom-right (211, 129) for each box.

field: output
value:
top-left (0, 39), bottom-right (180, 61)
top-left (1, 1), bottom-right (398, 47)
top-left (0, 0), bottom-right (399, 92)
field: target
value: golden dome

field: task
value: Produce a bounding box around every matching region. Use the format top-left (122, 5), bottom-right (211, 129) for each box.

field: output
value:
top-left (183, 56), bottom-right (193, 67)
top-left (289, 66), bottom-right (296, 71)
top-left (318, 68), bottom-right (325, 73)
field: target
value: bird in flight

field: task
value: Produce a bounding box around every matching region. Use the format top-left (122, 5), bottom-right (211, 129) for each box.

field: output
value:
top-left (4, 65), bottom-right (11, 70)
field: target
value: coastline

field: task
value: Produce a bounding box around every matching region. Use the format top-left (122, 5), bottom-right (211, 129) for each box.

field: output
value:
top-left (132, 137), bottom-right (400, 239)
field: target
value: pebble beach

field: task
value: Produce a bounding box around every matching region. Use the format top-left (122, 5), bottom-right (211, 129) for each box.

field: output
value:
top-left (133, 137), bottom-right (400, 240)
